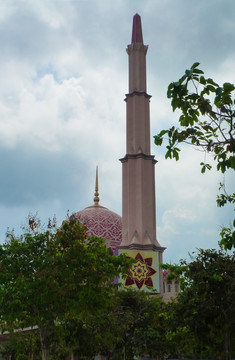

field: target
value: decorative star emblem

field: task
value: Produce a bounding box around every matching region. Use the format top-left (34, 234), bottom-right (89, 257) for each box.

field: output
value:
top-left (125, 252), bottom-right (157, 290)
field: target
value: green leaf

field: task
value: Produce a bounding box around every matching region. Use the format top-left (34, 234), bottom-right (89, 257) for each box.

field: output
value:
top-left (223, 82), bottom-right (235, 93)
top-left (189, 94), bottom-right (200, 101)
top-left (207, 85), bottom-right (216, 92)
top-left (214, 145), bottom-right (223, 155)
top-left (173, 148), bottom-right (180, 161)
top-left (200, 162), bottom-right (212, 173)
top-left (179, 74), bottom-right (187, 85)
top-left (185, 69), bottom-right (193, 77)
top-left (215, 87), bottom-right (223, 97)
top-left (217, 161), bottom-right (226, 173)
top-left (171, 98), bottom-right (180, 111)
top-left (179, 115), bottom-right (189, 126)
top-left (207, 78), bottom-right (219, 87)
top-left (165, 146), bottom-right (173, 159)
top-left (154, 135), bottom-right (163, 146)
top-left (193, 69), bottom-right (204, 75)
top-left (168, 127), bottom-right (174, 138)
top-left (167, 86), bottom-right (173, 98)
top-left (228, 155), bottom-right (235, 170)
top-left (191, 62), bottom-right (200, 69)
top-left (212, 274), bottom-right (223, 282)
top-left (200, 76), bottom-right (206, 85)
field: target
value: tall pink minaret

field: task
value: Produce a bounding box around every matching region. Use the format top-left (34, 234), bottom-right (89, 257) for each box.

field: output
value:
top-left (119, 14), bottom-right (165, 292)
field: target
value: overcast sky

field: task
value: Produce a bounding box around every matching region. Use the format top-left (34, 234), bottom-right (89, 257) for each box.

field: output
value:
top-left (0, 0), bottom-right (234, 263)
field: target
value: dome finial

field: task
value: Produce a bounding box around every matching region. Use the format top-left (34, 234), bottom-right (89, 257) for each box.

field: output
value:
top-left (94, 166), bottom-right (100, 206)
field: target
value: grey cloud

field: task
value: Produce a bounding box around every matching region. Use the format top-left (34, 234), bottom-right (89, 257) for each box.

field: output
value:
top-left (0, 145), bottom-right (89, 208)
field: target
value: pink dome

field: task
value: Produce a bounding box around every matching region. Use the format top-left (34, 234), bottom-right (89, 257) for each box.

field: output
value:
top-left (71, 205), bottom-right (122, 252)
top-left (163, 269), bottom-right (170, 279)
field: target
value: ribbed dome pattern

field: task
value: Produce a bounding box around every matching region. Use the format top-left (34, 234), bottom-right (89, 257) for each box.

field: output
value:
top-left (72, 205), bottom-right (122, 252)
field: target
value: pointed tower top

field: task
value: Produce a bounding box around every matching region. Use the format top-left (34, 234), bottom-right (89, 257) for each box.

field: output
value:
top-left (93, 166), bottom-right (100, 206)
top-left (131, 13), bottom-right (143, 44)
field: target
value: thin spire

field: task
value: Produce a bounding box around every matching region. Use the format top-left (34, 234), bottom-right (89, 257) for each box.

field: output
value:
top-left (131, 13), bottom-right (143, 44)
top-left (93, 166), bottom-right (100, 206)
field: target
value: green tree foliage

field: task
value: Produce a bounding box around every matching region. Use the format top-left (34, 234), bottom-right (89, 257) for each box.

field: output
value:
top-left (75, 288), bottom-right (171, 360)
top-left (163, 249), bottom-right (235, 360)
top-left (0, 216), bottom-right (131, 360)
top-left (16, 354), bottom-right (30, 360)
top-left (96, 289), bottom-right (168, 359)
top-left (0, 331), bottom-right (40, 360)
top-left (154, 63), bottom-right (235, 249)
top-left (2, 243), bottom-right (233, 359)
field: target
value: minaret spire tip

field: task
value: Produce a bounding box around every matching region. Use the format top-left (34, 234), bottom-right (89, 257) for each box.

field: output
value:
top-left (93, 166), bottom-right (100, 206)
top-left (131, 13), bottom-right (143, 44)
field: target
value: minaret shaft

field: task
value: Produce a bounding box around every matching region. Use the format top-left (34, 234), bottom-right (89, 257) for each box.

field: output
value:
top-left (126, 18), bottom-right (150, 154)
top-left (127, 43), bottom-right (148, 93)
top-left (126, 93), bottom-right (151, 154)
top-left (121, 155), bottom-right (157, 247)
top-left (120, 14), bottom-right (160, 250)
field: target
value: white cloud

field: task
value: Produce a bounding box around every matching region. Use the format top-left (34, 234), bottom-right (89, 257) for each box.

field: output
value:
top-left (212, 56), bottom-right (235, 84)
top-left (24, 0), bottom-right (68, 29)
top-left (0, 1), bottom-right (17, 21)
top-left (0, 64), bottom-right (125, 153)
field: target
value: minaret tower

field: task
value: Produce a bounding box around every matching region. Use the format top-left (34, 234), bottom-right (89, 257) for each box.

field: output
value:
top-left (119, 14), bottom-right (165, 292)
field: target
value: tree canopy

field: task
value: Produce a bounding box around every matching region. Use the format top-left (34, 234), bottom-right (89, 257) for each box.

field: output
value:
top-left (1, 232), bottom-right (234, 359)
top-left (162, 249), bottom-right (235, 360)
top-left (154, 63), bottom-right (235, 249)
top-left (0, 216), bottom-right (131, 360)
